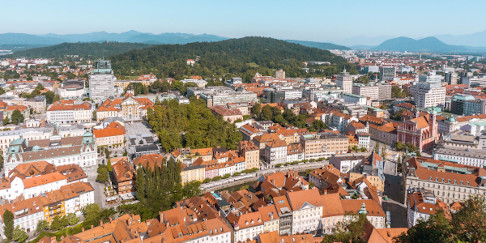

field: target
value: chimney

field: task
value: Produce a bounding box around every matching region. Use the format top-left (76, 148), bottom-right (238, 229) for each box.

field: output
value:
top-left (81, 227), bottom-right (84, 232)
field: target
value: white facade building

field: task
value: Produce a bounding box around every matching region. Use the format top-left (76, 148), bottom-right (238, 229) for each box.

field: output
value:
top-left (410, 72), bottom-right (446, 108)
top-left (336, 69), bottom-right (353, 94)
top-left (89, 60), bottom-right (115, 103)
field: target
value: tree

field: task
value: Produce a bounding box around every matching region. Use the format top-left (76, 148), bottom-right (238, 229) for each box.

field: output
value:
top-left (2, 116), bottom-right (9, 125)
top-left (96, 164), bottom-right (109, 183)
top-left (396, 141), bottom-right (404, 151)
top-left (43, 91), bottom-right (59, 105)
top-left (13, 226), bottom-right (28, 243)
top-left (374, 141), bottom-right (380, 153)
top-left (50, 216), bottom-right (62, 231)
top-left (309, 120), bottom-right (326, 132)
top-left (107, 159), bottom-right (112, 172)
top-left (396, 196), bottom-right (486, 243)
top-left (64, 213), bottom-right (79, 226)
top-left (322, 214), bottom-right (368, 243)
top-left (10, 110), bottom-right (24, 125)
top-left (0, 87), bottom-right (5, 95)
top-left (36, 220), bottom-right (49, 233)
top-left (251, 103), bottom-right (262, 117)
top-left (381, 145), bottom-right (387, 160)
top-left (396, 210), bottom-right (454, 243)
top-left (82, 203), bottom-right (102, 224)
top-left (3, 210), bottom-right (14, 241)
top-left (0, 150), bottom-right (3, 169)
top-left (356, 75), bottom-right (370, 84)
top-left (182, 181), bottom-right (201, 198)
top-left (261, 105), bottom-right (273, 121)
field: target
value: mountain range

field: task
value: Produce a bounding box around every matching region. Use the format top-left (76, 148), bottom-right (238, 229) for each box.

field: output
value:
top-left (0, 31), bottom-right (349, 51)
top-left (0, 31), bottom-right (227, 46)
top-left (373, 36), bottom-right (468, 52)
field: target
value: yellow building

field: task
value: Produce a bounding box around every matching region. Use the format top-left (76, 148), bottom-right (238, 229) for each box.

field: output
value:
top-left (239, 141), bottom-right (260, 170)
top-left (180, 164), bottom-right (205, 185)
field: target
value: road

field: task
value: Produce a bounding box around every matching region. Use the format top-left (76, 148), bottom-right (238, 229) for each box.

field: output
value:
top-left (383, 158), bottom-right (408, 228)
top-left (85, 166), bottom-right (108, 208)
top-left (200, 161), bottom-right (328, 192)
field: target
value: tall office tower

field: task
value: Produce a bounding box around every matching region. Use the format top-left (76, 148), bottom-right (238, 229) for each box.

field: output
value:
top-left (336, 68), bottom-right (353, 93)
top-left (380, 66), bottom-right (396, 81)
top-left (89, 60), bottom-right (115, 103)
top-left (410, 71), bottom-right (446, 108)
top-left (445, 72), bottom-right (458, 85)
top-left (275, 69), bottom-right (286, 79)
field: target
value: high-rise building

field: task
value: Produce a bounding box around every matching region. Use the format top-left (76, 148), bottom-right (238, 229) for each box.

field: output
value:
top-left (379, 66), bottom-right (396, 81)
top-left (275, 69), bottom-right (285, 79)
top-left (410, 72), bottom-right (446, 108)
top-left (89, 60), bottom-right (115, 103)
top-left (445, 72), bottom-right (458, 85)
top-left (336, 68), bottom-right (353, 93)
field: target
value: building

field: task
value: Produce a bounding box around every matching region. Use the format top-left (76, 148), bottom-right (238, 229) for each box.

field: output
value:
top-left (343, 93), bottom-right (367, 106)
top-left (188, 86), bottom-right (258, 107)
top-left (3, 132), bottom-right (97, 175)
top-left (239, 141), bottom-right (260, 170)
top-left (336, 68), bottom-right (353, 93)
top-left (433, 145), bottom-right (486, 168)
top-left (341, 199), bottom-right (386, 229)
top-left (111, 157), bottom-right (135, 196)
top-left (330, 154), bottom-right (366, 173)
top-left (397, 111), bottom-right (439, 152)
top-left (380, 66), bottom-right (396, 81)
top-left (287, 188), bottom-right (323, 234)
top-left (258, 205), bottom-right (279, 233)
top-left (210, 105), bottom-right (243, 123)
top-left (0, 197), bottom-right (44, 236)
top-left (228, 211), bottom-right (264, 242)
top-left (58, 79), bottom-right (86, 99)
top-left (275, 69), bottom-right (285, 79)
top-left (451, 94), bottom-right (485, 116)
top-left (89, 60), bottom-right (116, 102)
top-left (46, 100), bottom-right (92, 124)
top-left (40, 182), bottom-right (95, 221)
top-left (264, 140), bottom-right (287, 167)
top-left (0, 125), bottom-right (85, 153)
top-left (273, 195), bottom-right (293, 235)
top-left (404, 157), bottom-right (486, 204)
top-left (93, 121), bottom-right (125, 148)
top-left (181, 78), bottom-right (208, 88)
top-left (410, 72), bottom-right (446, 108)
top-left (286, 143), bottom-right (304, 163)
top-left (96, 94), bottom-right (153, 122)
top-left (300, 132), bottom-right (348, 159)
top-left (273, 89), bottom-right (303, 102)
top-left (3, 105), bottom-right (30, 121)
top-left (407, 190), bottom-right (449, 227)
top-left (352, 84), bottom-right (379, 101)
top-left (181, 164), bottom-right (205, 185)
top-left (126, 134), bottom-right (159, 158)
top-left (133, 153), bottom-right (166, 170)
top-left (9, 96), bottom-right (47, 113)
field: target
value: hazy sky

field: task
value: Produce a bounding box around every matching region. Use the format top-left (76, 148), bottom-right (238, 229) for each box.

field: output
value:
top-left (2, 0), bottom-right (486, 44)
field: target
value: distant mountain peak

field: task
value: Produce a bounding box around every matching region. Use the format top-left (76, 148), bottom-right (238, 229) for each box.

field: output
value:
top-left (374, 36), bottom-right (466, 52)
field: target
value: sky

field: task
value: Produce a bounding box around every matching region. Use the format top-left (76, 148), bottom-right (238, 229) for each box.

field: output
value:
top-left (2, 0), bottom-right (486, 45)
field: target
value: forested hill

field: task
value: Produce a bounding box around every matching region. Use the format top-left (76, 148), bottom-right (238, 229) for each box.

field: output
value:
top-left (11, 42), bottom-right (151, 58)
top-left (111, 37), bottom-right (356, 81)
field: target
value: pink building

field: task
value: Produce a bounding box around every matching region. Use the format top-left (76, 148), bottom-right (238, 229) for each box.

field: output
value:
top-left (397, 111), bottom-right (438, 152)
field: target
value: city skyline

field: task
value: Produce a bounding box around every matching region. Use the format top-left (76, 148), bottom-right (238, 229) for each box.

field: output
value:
top-left (2, 0), bottom-right (486, 45)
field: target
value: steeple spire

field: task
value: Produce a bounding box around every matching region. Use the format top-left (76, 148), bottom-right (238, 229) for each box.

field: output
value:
top-left (358, 202), bottom-right (368, 215)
